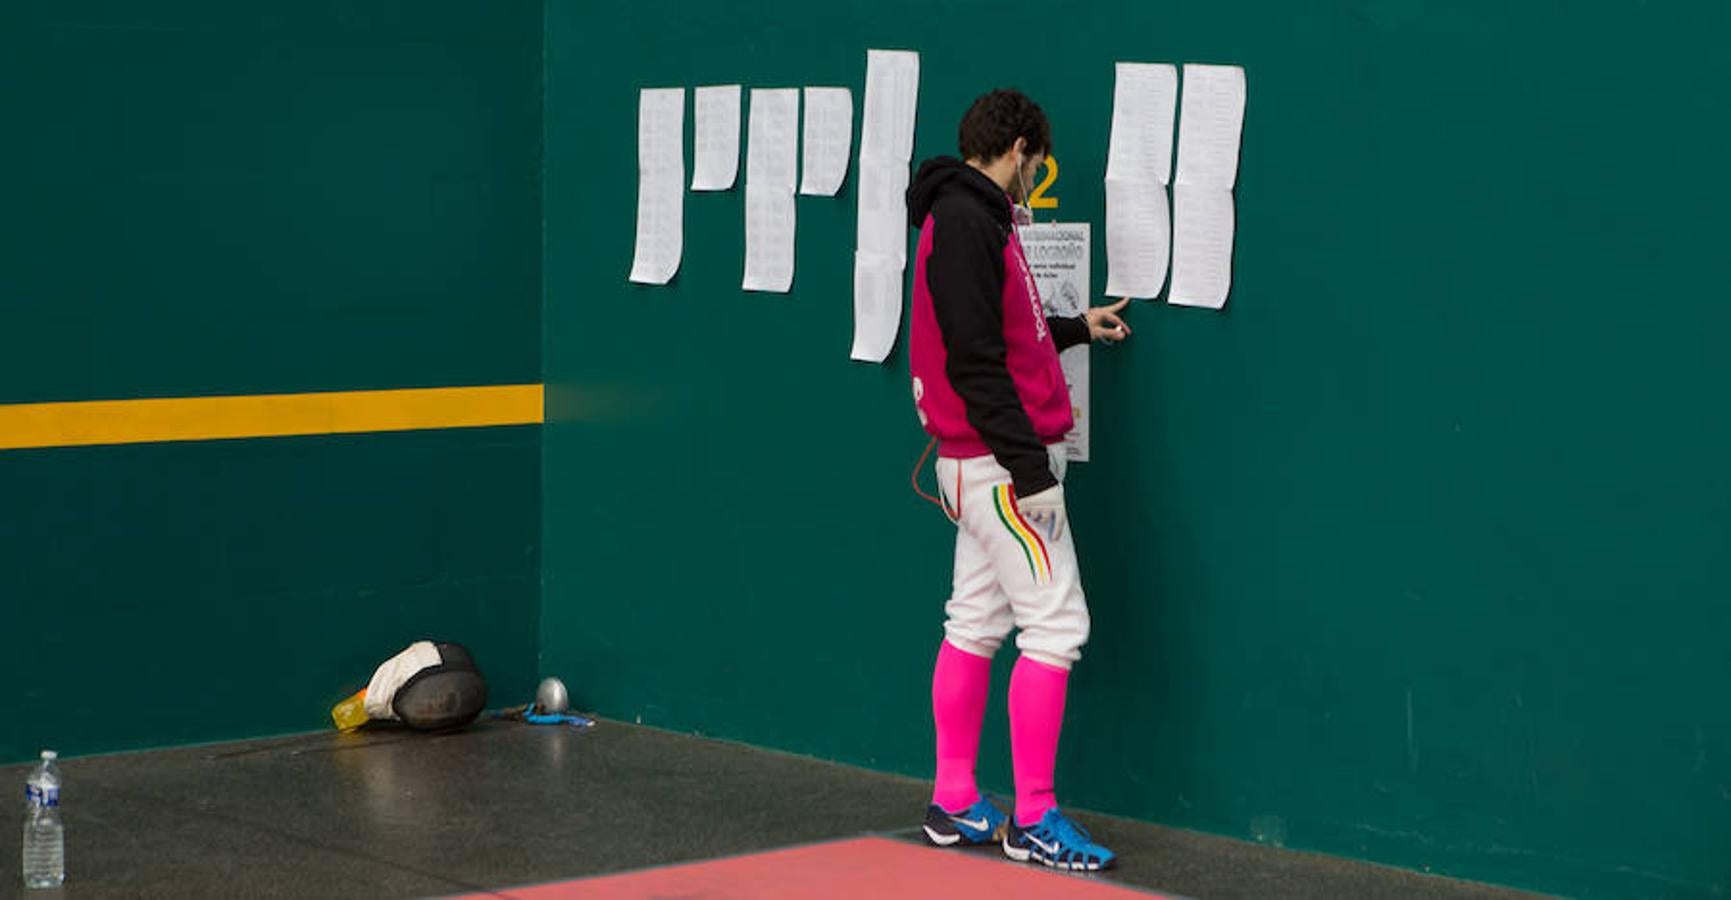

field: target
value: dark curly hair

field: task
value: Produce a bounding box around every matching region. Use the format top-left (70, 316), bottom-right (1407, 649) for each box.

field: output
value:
top-left (958, 89), bottom-right (1051, 163)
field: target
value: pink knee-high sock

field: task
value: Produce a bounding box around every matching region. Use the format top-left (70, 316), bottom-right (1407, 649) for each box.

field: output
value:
top-left (1010, 654), bottom-right (1070, 826)
top-left (931, 640), bottom-right (993, 812)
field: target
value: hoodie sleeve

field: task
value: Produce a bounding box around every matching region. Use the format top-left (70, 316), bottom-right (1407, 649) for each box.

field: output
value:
top-left (1048, 316), bottom-right (1090, 352)
top-left (927, 196), bottom-right (1057, 498)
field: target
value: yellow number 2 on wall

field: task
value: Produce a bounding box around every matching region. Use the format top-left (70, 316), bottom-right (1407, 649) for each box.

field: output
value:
top-left (1028, 155), bottom-right (1060, 209)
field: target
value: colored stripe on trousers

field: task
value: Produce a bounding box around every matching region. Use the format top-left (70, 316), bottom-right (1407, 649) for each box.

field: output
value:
top-left (993, 484), bottom-right (1053, 584)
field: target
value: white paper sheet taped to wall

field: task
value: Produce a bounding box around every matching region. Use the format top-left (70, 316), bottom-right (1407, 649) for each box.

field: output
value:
top-left (692, 85), bottom-right (741, 192)
top-left (1169, 64), bottom-right (1246, 309)
top-left (744, 189), bottom-right (797, 292)
top-left (851, 250), bottom-right (905, 362)
top-left (800, 87), bottom-right (854, 197)
top-left (746, 88), bottom-right (799, 191)
top-left (1174, 64), bottom-right (1247, 191)
top-left (855, 159), bottom-right (911, 265)
top-left (851, 49), bottom-right (919, 363)
top-left (743, 88), bottom-right (800, 293)
top-left (1104, 176), bottom-right (1170, 305)
top-left (1106, 63), bottom-right (1178, 185)
top-left (629, 87), bottom-right (685, 286)
top-left (1103, 63), bottom-right (1177, 301)
top-left (859, 50), bottom-right (919, 164)
top-left (1168, 185), bottom-right (1236, 309)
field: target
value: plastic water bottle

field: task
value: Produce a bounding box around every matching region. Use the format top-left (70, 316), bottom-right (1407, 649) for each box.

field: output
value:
top-left (22, 750), bottom-right (64, 889)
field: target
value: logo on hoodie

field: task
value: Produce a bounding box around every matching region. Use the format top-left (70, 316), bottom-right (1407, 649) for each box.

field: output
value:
top-left (1012, 238), bottom-right (1047, 342)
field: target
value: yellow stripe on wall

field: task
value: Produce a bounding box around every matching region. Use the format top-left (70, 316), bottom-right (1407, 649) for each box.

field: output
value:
top-left (0, 385), bottom-right (544, 451)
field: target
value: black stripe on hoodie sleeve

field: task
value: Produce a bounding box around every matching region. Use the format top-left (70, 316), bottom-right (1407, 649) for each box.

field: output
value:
top-left (927, 196), bottom-right (1057, 498)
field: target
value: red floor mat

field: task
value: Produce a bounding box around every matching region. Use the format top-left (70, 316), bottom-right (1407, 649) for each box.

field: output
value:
top-left (458, 836), bottom-right (1170, 899)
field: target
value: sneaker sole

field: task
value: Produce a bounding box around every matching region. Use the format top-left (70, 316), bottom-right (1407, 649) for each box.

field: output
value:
top-left (1002, 837), bottom-right (1115, 871)
top-left (925, 822), bottom-right (1008, 847)
top-left (922, 825), bottom-right (962, 846)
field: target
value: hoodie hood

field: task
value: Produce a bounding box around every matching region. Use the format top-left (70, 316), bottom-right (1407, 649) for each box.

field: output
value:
top-left (906, 156), bottom-right (1012, 229)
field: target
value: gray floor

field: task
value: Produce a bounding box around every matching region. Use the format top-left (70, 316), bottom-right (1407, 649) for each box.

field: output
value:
top-left (1, 719), bottom-right (1547, 899)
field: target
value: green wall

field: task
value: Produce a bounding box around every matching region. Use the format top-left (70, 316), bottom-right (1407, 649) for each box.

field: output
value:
top-left (542, 1), bottom-right (1731, 896)
top-left (3, 0), bottom-right (1725, 894)
top-left (0, 1), bottom-right (544, 761)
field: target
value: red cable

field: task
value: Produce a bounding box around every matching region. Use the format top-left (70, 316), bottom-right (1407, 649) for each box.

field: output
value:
top-left (911, 437), bottom-right (945, 510)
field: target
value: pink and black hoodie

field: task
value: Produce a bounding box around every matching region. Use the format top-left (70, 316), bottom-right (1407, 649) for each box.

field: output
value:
top-left (907, 157), bottom-right (1090, 497)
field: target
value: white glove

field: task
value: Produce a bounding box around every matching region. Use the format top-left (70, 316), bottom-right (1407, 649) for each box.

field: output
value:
top-left (1016, 483), bottom-right (1066, 541)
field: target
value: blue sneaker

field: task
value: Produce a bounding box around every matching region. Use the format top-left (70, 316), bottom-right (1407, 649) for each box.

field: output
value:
top-left (922, 797), bottom-right (1010, 847)
top-left (1003, 808), bottom-right (1117, 871)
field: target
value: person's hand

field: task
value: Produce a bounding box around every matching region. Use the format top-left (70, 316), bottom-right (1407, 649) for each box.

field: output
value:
top-left (1085, 298), bottom-right (1132, 344)
top-left (1016, 483), bottom-right (1067, 541)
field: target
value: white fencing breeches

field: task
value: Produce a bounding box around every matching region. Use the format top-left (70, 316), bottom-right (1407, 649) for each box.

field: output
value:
top-left (934, 447), bottom-right (1090, 669)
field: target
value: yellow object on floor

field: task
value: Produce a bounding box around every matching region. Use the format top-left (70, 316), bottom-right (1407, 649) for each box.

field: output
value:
top-left (331, 690), bottom-right (369, 732)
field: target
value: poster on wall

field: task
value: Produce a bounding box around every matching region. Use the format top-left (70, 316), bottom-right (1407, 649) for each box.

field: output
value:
top-left (1019, 222), bottom-right (1091, 463)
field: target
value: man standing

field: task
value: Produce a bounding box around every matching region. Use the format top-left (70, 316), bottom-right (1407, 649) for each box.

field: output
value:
top-left (907, 88), bottom-right (1130, 872)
